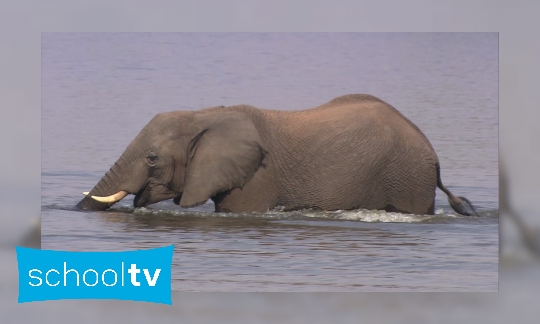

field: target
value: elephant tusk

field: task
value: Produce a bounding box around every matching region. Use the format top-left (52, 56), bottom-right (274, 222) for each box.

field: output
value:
top-left (88, 190), bottom-right (128, 204)
top-left (83, 192), bottom-right (89, 196)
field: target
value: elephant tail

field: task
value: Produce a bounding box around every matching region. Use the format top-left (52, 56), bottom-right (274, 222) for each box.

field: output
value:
top-left (436, 163), bottom-right (479, 216)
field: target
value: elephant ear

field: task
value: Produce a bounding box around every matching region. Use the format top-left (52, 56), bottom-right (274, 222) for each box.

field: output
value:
top-left (179, 111), bottom-right (267, 208)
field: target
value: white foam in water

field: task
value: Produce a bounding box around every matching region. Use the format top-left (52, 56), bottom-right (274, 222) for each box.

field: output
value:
top-left (297, 209), bottom-right (439, 223)
top-left (117, 202), bottom-right (461, 223)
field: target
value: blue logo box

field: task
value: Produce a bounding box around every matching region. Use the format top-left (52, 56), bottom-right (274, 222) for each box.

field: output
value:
top-left (16, 245), bottom-right (174, 304)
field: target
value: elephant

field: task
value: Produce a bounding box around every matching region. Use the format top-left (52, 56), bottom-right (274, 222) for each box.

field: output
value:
top-left (76, 94), bottom-right (478, 216)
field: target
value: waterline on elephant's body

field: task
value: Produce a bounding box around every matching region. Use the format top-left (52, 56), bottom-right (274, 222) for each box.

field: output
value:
top-left (77, 199), bottom-right (496, 224)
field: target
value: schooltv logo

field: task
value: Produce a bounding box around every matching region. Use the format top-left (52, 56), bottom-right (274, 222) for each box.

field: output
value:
top-left (16, 245), bottom-right (174, 304)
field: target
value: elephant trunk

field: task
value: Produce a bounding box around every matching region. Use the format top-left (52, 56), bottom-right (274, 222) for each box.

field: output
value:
top-left (76, 162), bottom-right (130, 211)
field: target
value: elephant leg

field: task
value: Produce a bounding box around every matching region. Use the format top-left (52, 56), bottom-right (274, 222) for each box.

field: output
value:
top-left (212, 188), bottom-right (277, 213)
top-left (426, 200), bottom-right (435, 215)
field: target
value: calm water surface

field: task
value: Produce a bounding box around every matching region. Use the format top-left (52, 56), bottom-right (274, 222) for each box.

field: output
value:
top-left (42, 33), bottom-right (498, 291)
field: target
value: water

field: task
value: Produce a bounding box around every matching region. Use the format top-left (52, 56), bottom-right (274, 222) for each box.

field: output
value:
top-left (41, 33), bottom-right (498, 291)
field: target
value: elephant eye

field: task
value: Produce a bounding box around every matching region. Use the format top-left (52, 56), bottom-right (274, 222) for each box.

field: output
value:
top-left (146, 153), bottom-right (159, 165)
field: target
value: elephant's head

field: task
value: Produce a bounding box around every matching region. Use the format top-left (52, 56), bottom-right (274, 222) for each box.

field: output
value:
top-left (76, 110), bottom-right (267, 211)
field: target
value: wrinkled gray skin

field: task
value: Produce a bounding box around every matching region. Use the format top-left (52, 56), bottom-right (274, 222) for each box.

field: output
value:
top-left (77, 94), bottom-right (477, 216)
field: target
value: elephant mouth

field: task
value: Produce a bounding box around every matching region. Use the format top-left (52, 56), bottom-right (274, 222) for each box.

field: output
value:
top-left (133, 181), bottom-right (152, 208)
top-left (132, 182), bottom-right (182, 208)
top-left (133, 189), bottom-right (149, 208)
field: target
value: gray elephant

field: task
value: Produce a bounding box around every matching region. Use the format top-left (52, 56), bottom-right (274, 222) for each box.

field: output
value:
top-left (76, 94), bottom-right (478, 216)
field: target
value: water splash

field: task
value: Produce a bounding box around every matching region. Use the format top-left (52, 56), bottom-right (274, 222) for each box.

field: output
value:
top-left (122, 204), bottom-right (478, 224)
top-left (44, 200), bottom-right (496, 224)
